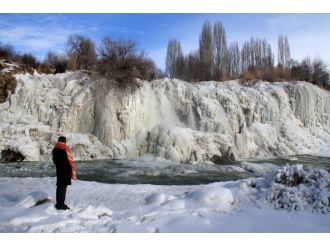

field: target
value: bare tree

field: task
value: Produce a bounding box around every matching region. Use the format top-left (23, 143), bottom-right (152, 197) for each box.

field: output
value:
top-left (20, 53), bottom-right (39, 68)
top-left (97, 36), bottom-right (157, 87)
top-left (311, 58), bottom-right (329, 87)
top-left (44, 51), bottom-right (58, 68)
top-left (213, 21), bottom-right (227, 80)
top-left (300, 57), bottom-right (313, 82)
top-left (284, 36), bottom-right (291, 68)
top-left (241, 40), bottom-right (251, 72)
top-left (184, 51), bottom-right (200, 82)
top-left (289, 56), bottom-right (330, 86)
top-left (0, 43), bottom-right (16, 61)
top-left (198, 21), bottom-right (213, 81)
top-left (228, 42), bottom-right (240, 78)
top-left (278, 35), bottom-right (291, 68)
top-left (165, 39), bottom-right (185, 79)
top-left (44, 51), bottom-right (68, 73)
top-left (67, 34), bottom-right (97, 70)
top-left (98, 37), bottom-right (136, 61)
top-left (266, 43), bottom-right (274, 69)
top-left (241, 37), bottom-right (273, 72)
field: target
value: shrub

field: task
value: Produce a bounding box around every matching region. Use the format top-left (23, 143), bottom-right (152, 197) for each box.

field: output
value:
top-left (97, 37), bottom-right (157, 89)
top-left (241, 70), bottom-right (257, 81)
top-left (312, 59), bottom-right (329, 88)
top-left (37, 63), bottom-right (53, 74)
top-left (19, 53), bottom-right (39, 68)
top-left (54, 58), bottom-right (68, 74)
top-left (66, 34), bottom-right (97, 70)
top-left (0, 43), bottom-right (16, 61)
top-left (0, 73), bottom-right (17, 103)
top-left (43, 52), bottom-right (68, 74)
top-left (274, 67), bottom-right (291, 81)
top-left (0, 62), bottom-right (6, 70)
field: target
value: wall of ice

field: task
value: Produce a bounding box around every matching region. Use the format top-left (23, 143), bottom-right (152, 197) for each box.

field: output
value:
top-left (1, 69), bottom-right (329, 162)
top-left (93, 78), bottom-right (330, 163)
top-left (0, 72), bottom-right (112, 161)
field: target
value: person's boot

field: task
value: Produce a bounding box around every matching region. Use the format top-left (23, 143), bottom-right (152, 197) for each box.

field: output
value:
top-left (55, 204), bottom-right (70, 210)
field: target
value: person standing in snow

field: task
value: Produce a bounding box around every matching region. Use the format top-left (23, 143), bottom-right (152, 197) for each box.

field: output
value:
top-left (52, 136), bottom-right (76, 210)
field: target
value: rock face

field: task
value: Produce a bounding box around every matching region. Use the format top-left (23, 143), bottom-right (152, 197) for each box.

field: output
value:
top-left (1, 149), bottom-right (25, 162)
top-left (0, 68), bottom-right (329, 162)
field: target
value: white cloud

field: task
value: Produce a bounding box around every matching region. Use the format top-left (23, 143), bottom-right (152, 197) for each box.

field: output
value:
top-left (0, 18), bottom-right (99, 59)
top-left (1, 14), bottom-right (329, 69)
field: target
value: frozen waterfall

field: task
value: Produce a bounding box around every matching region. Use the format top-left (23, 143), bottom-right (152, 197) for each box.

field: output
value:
top-left (0, 71), bottom-right (330, 162)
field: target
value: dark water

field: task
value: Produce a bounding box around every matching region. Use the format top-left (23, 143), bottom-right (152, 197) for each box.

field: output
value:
top-left (0, 155), bottom-right (329, 185)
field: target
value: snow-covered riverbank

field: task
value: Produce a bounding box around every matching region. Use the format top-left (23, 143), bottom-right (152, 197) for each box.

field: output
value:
top-left (1, 165), bottom-right (329, 233)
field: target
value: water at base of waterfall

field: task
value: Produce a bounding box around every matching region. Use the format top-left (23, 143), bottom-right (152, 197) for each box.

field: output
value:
top-left (0, 155), bottom-right (329, 185)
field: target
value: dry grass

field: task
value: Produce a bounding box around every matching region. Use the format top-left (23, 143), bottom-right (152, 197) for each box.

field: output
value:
top-left (240, 68), bottom-right (294, 83)
top-left (274, 67), bottom-right (291, 81)
top-left (36, 64), bottom-right (53, 74)
top-left (0, 72), bottom-right (17, 103)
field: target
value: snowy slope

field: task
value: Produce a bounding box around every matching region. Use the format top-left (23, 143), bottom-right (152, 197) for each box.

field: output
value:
top-left (1, 69), bottom-right (330, 162)
top-left (0, 165), bottom-right (329, 232)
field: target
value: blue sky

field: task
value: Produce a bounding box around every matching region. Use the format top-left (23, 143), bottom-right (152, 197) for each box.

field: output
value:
top-left (0, 14), bottom-right (330, 70)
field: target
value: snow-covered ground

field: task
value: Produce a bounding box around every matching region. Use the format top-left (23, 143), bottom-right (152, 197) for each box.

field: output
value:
top-left (1, 165), bottom-right (329, 233)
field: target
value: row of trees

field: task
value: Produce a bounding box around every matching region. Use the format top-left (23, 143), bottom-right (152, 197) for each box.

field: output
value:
top-left (47, 34), bottom-right (160, 86)
top-left (290, 58), bottom-right (329, 87)
top-left (1, 20), bottom-right (330, 90)
top-left (165, 21), bottom-right (277, 82)
top-left (165, 20), bottom-right (330, 89)
top-left (0, 43), bottom-right (39, 69)
top-left (1, 35), bottom-right (160, 88)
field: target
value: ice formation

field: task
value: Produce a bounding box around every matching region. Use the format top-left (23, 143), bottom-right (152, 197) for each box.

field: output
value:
top-left (1, 66), bottom-right (330, 162)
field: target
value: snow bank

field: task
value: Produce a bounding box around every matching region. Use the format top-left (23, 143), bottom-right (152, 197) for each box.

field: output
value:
top-left (186, 187), bottom-right (234, 212)
top-left (240, 161), bottom-right (279, 175)
top-left (145, 193), bottom-right (176, 205)
top-left (0, 165), bottom-right (329, 232)
top-left (14, 191), bottom-right (51, 208)
top-left (145, 187), bottom-right (234, 212)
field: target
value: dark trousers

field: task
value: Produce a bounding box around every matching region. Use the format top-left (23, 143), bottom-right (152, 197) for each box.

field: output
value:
top-left (56, 186), bottom-right (67, 206)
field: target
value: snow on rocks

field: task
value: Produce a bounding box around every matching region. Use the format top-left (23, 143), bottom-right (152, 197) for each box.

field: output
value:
top-left (185, 186), bottom-right (234, 212)
top-left (145, 193), bottom-right (176, 205)
top-left (145, 187), bottom-right (234, 212)
top-left (74, 205), bottom-right (113, 220)
top-left (14, 191), bottom-right (51, 208)
top-left (255, 164), bottom-right (330, 213)
top-left (239, 161), bottom-right (279, 175)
